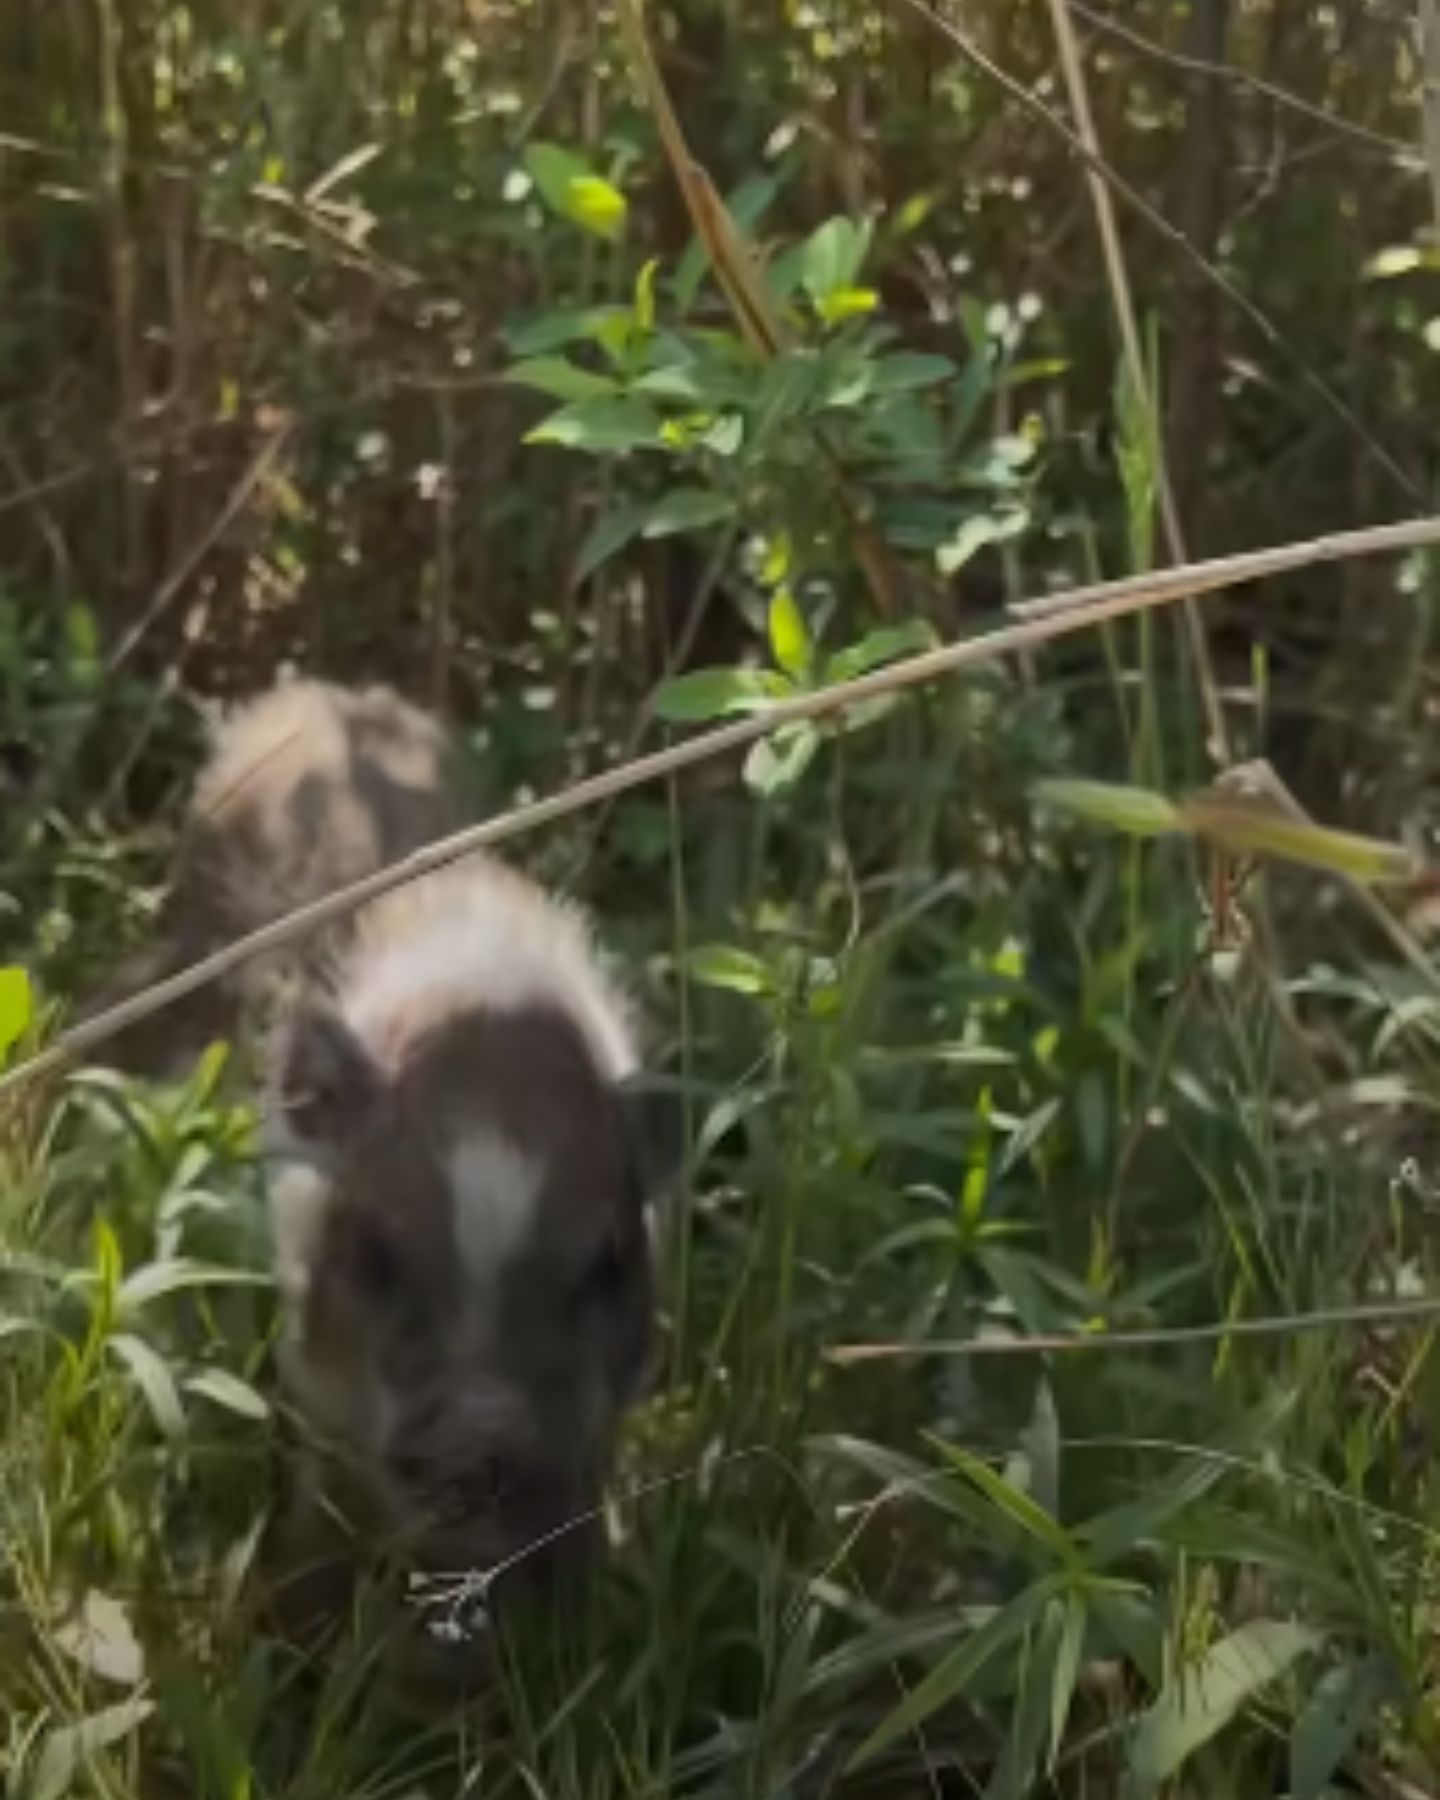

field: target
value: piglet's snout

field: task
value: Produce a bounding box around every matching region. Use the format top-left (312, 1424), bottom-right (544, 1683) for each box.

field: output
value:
top-left (381, 1384), bottom-right (587, 1551)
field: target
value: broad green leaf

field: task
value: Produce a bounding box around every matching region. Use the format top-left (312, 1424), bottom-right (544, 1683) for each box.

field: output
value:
top-left (1129, 1619), bottom-right (1324, 1794)
top-left (825, 620), bottom-right (938, 683)
top-left (575, 503), bottom-right (649, 581)
top-left (936, 506), bottom-right (1030, 575)
top-left (185, 1366), bottom-right (270, 1421)
top-left (870, 351), bottom-right (957, 393)
top-left (846, 1574), bottom-right (1063, 1771)
top-left (799, 216), bottom-right (872, 304)
top-left (1178, 798), bottom-right (1418, 884)
top-left (0, 965), bottom-right (33, 1062)
top-left (108, 1331), bottom-right (186, 1437)
top-left (29, 1697), bottom-right (155, 1800)
top-left (525, 397), bottom-right (664, 454)
top-left (1289, 1654), bottom-right (1396, 1800)
top-left (640, 487), bottom-right (737, 539)
top-left (1034, 778), bottom-right (1181, 838)
top-left (523, 142), bottom-right (627, 241)
top-left (652, 666), bottom-right (790, 724)
top-left (685, 945), bottom-right (771, 996)
top-left (744, 721), bottom-right (820, 796)
top-left (53, 1590), bottom-right (145, 1687)
top-left (504, 305), bottom-right (629, 356)
top-left (503, 356), bottom-right (619, 402)
top-left (767, 588), bottom-right (811, 678)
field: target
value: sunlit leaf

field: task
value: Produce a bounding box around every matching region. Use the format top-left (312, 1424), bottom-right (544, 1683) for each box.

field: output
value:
top-left (523, 142), bottom-right (627, 241)
top-left (825, 620), bottom-right (938, 683)
top-left (936, 506), bottom-right (1030, 575)
top-left (1129, 1619), bottom-right (1324, 1794)
top-left (767, 588), bottom-right (811, 679)
top-left (0, 965), bottom-right (33, 1063)
top-left (117, 1259), bottom-right (269, 1315)
top-left (633, 256), bottom-right (659, 332)
top-left (815, 286), bottom-right (879, 325)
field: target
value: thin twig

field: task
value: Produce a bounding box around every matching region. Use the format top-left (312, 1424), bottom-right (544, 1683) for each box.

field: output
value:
top-left (1068, 1), bottom-right (1421, 160)
top-left (106, 421), bottom-right (294, 674)
top-left (886, 0), bottom-right (1421, 505)
top-left (826, 1293), bottom-right (1440, 1365)
top-left (5, 514), bottom-right (1440, 1097)
top-left (1045, 0), bottom-right (1229, 764)
top-left (1418, 1), bottom-right (1440, 237)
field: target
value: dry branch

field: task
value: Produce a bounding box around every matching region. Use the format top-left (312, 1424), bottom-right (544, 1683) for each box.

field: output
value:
top-left (4, 514), bottom-right (1440, 1097)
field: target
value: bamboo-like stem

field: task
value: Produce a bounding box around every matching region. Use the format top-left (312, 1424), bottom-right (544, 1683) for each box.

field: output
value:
top-left (4, 515), bottom-right (1440, 1097)
top-left (1046, 0), bottom-right (1230, 764)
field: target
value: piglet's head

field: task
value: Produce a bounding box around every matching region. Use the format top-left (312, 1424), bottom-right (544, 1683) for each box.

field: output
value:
top-left (265, 988), bottom-right (673, 1591)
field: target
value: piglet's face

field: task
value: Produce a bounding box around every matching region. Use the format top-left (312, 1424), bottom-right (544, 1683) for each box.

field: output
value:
top-left (266, 999), bottom-right (657, 1584)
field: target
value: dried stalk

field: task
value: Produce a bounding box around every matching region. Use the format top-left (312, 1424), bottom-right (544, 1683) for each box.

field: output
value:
top-left (4, 513), bottom-right (1440, 1097)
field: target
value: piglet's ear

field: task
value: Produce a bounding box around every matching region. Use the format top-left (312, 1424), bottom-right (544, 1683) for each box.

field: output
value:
top-left (616, 1072), bottom-right (687, 1210)
top-left (271, 1004), bottom-right (380, 1153)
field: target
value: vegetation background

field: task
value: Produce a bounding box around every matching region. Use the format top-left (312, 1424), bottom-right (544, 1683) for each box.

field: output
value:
top-left (4, 1), bottom-right (1440, 1795)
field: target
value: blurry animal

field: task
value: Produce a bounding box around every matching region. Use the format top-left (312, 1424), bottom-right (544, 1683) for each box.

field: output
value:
top-left (88, 679), bottom-right (472, 1079)
top-left (85, 678), bottom-right (677, 1679)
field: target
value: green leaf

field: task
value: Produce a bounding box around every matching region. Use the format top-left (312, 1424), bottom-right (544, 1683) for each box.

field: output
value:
top-left (640, 487), bottom-right (737, 540)
top-left (505, 306), bottom-right (629, 356)
top-left (633, 256), bottom-right (659, 332)
top-left (108, 1331), bottom-right (186, 1437)
top-left (846, 1575), bottom-right (1063, 1771)
top-left (523, 142), bottom-right (627, 241)
top-left (936, 506), bottom-right (1030, 575)
top-left (185, 1366), bottom-right (270, 1422)
top-left (767, 588), bottom-right (812, 678)
top-left (799, 215), bottom-right (872, 305)
top-left (870, 351), bottom-right (957, 393)
top-left (117, 1259), bottom-right (269, 1316)
top-left (503, 356), bottom-right (619, 402)
top-left (1034, 778), bottom-right (1182, 839)
top-left (744, 722), bottom-right (820, 796)
top-left (825, 620), bottom-right (938, 683)
top-left (1289, 1654), bottom-right (1396, 1800)
top-left (0, 965), bottom-right (33, 1063)
top-left (685, 945), bottom-right (771, 996)
top-left (1050, 1592), bottom-right (1087, 1771)
top-left (525, 397), bottom-right (664, 454)
top-left (29, 1697), bottom-right (155, 1800)
top-left (652, 667), bottom-right (790, 724)
top-left (1129, 1619), bottom-right (1324, 1795)
top-left (575, 503), bottom-right (648, 581)
top-left (926, 1440), bottom-right (1078, 1566)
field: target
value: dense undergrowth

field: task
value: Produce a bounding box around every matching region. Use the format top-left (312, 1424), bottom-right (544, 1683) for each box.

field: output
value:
top-left (5, 1), bottom-right (1440, 1796)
